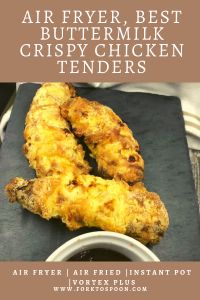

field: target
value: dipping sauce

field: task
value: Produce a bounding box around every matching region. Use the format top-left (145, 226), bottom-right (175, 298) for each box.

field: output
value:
top-left (67, 248), bottom-right (131, 261)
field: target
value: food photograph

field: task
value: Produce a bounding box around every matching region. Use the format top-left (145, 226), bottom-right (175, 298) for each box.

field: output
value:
top-left (0, 82), bottom-right (200, 261)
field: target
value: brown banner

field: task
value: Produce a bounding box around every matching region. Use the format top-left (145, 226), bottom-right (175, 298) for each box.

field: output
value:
top-left (0, 0), bottom-right (199, 81)
top-left (0, 262), bottom-right (199, 300)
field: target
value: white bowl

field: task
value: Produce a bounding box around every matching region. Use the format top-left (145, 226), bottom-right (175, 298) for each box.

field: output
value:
top-left (46, 231), bottom-right (159, 262)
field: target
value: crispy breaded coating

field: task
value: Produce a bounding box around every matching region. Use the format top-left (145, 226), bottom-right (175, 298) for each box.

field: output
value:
top-left (61, 97), bottom-right (144, 183)
top-left (23, 83), bottom-right (90, 177)
top-left (5, 175), bottom-right (169, 245)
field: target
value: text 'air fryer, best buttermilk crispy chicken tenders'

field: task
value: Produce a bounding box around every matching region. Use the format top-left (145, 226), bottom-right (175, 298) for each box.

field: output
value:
top-left (23, 83), bottom-right (90, 177)
top-left (5, 176), bottom-right (169, 245)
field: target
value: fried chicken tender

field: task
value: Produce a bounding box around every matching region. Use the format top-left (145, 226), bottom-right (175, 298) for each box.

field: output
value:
top-left (23, 83), bottom-right (90, 177)
top-left (61, 97), bottom-right (144, 183)
top-left (5, 175), bottom-right (169, 245)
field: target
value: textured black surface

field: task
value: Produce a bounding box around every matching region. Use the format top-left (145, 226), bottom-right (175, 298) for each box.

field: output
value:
top-left (0, 83), bottom-right (200, 261)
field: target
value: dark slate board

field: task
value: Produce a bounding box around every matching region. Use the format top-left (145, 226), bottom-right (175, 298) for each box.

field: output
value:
top-left (0, 83), bottom-right (200, 261)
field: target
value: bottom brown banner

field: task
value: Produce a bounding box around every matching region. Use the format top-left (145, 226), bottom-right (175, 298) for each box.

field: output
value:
top-left (0, 262), bottom-right (199, 300)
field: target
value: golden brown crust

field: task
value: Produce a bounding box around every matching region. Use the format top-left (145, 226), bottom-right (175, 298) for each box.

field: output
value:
top-left (61, 97), bottom-right (144, 183)
top-left (5, 175), bottom-right (169, 245)
top-left (5, 82), bottom-right (169, 245)
top-left (23, 83), bottom-right (90, 177)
